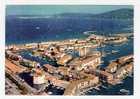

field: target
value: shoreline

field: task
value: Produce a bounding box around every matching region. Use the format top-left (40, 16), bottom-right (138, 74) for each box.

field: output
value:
top-left (6, 32), bottom-right (133, 46)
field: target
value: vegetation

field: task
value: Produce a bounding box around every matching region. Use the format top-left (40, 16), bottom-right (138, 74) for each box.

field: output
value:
top-left (94, 8), bottom-right (133, 19)
top-left (54, 8), bottom-right (133, 20)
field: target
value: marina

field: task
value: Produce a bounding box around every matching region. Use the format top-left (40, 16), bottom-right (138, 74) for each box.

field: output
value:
top-left (5, 5), bottom-right (133, 95)
top-left (5, 34), bottom-right (133, 95)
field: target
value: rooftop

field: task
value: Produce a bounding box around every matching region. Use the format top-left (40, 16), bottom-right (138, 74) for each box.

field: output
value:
top-left (5, 59), bottom-right (26, 74)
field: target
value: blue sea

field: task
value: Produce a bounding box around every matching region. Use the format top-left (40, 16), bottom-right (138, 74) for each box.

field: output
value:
top-left (6, 15), bottom-right (133, 95)
top-left (6, 16), bottom-right (133, 45)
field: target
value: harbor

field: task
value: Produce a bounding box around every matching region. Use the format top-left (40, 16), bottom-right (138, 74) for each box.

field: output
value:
top-left (5, 33), bottom-right (133, 95)
top-left (5, 6), bottom-right (134, 95)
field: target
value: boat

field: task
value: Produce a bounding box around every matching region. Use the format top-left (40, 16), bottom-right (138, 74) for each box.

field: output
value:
top-left (47, 91), bottom-right (53, 95)
top-left (120, 89), bottom-right (130, 94)
top-left (100, 85), bottom-right (108, 89)
top-left (111, 50), bottom-right (118, 54)
top-left (94, 87), bottom-right (100, 91)
top-left (128, 73), bottom-right (133, 77)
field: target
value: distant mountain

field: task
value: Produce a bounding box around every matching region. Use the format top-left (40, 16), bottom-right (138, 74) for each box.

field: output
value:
top-left (6, 8), bottom-right (133, 20)
top-left (53, 13), bottom-right (94, 18)
top-left (54, 8), bottom-right (133, 20)
top-left (94, 8), bottom-right (133, 19)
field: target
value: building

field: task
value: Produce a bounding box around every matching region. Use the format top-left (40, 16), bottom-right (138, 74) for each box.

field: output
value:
top-left (106, 55), bottom-right (133, 74)
top-left (53, 79), bottom-right (70, 89)
top-left (55, 53), bottom-right (66, 59)
top-left (57, 66), bottom-right (69, 75)
top-left (33, 68), bottom-right (48, 91)
top-left (64, 75), bottom-right (99, 95)
top-left (25, 43), bottom-right (38, 49)
top-left (125, 62), bottom-right (133, 72)
top-left (76, 75), bottom-right (99, 89)
top-left (68, 55), bottom-right (101, 71)
top-left (78, 47), bottom-right (90, 57)
top-left (57, 54), bottom-right (73, 66)
top-left (105, 36), bottom-right (127, 44)
top-left (87, 34), bottom-right (105, 41)
top-left (98, 70), bottom-right (114, 83)
top-left (81, 56), bottom-right (101, 69)
top-left (6, 51), bottom-right (22, 61)
top-left (19, 59), bottom-right (39, 68)
top-left (43, 64), bottom-right (57, 73)
top-left (5, 45), bottom-right (20, 51)
top-left (48, 44), bottom-right (60, 53)
top-left (118, 55), bottom-right (133, 65)
top-left (115, 62), bottom-right (133, 79)
top-left (106, 61), bottom-right (118, 73)
top-left (5, 59), bottom-right (26, 74)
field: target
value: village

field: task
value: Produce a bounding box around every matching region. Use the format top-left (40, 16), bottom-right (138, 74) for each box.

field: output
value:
top-left (5, 33), bottom-right (133, 95)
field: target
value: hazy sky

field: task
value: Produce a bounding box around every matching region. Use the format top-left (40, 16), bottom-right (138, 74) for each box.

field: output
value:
top-left (6, 5), bottom-right (133, 15)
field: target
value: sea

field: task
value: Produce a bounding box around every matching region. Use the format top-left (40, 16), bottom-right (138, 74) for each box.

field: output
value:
top-left (6, 15), bottom-right (133, 45)
top-left (6, 15), bottom-right (133, 95)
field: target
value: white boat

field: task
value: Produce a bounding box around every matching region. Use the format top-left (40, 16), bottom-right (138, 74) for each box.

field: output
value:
top-left (120, 89), bottom-right (130, 94)
top-left (47, 91), bottom-right (53, 95)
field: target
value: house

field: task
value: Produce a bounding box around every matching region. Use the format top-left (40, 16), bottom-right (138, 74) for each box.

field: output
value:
top-left (57, 54), bottom-right (73, 66)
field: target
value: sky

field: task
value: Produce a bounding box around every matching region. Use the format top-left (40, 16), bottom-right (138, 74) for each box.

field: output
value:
top-left (6, 5), bottom-right (133, 15)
